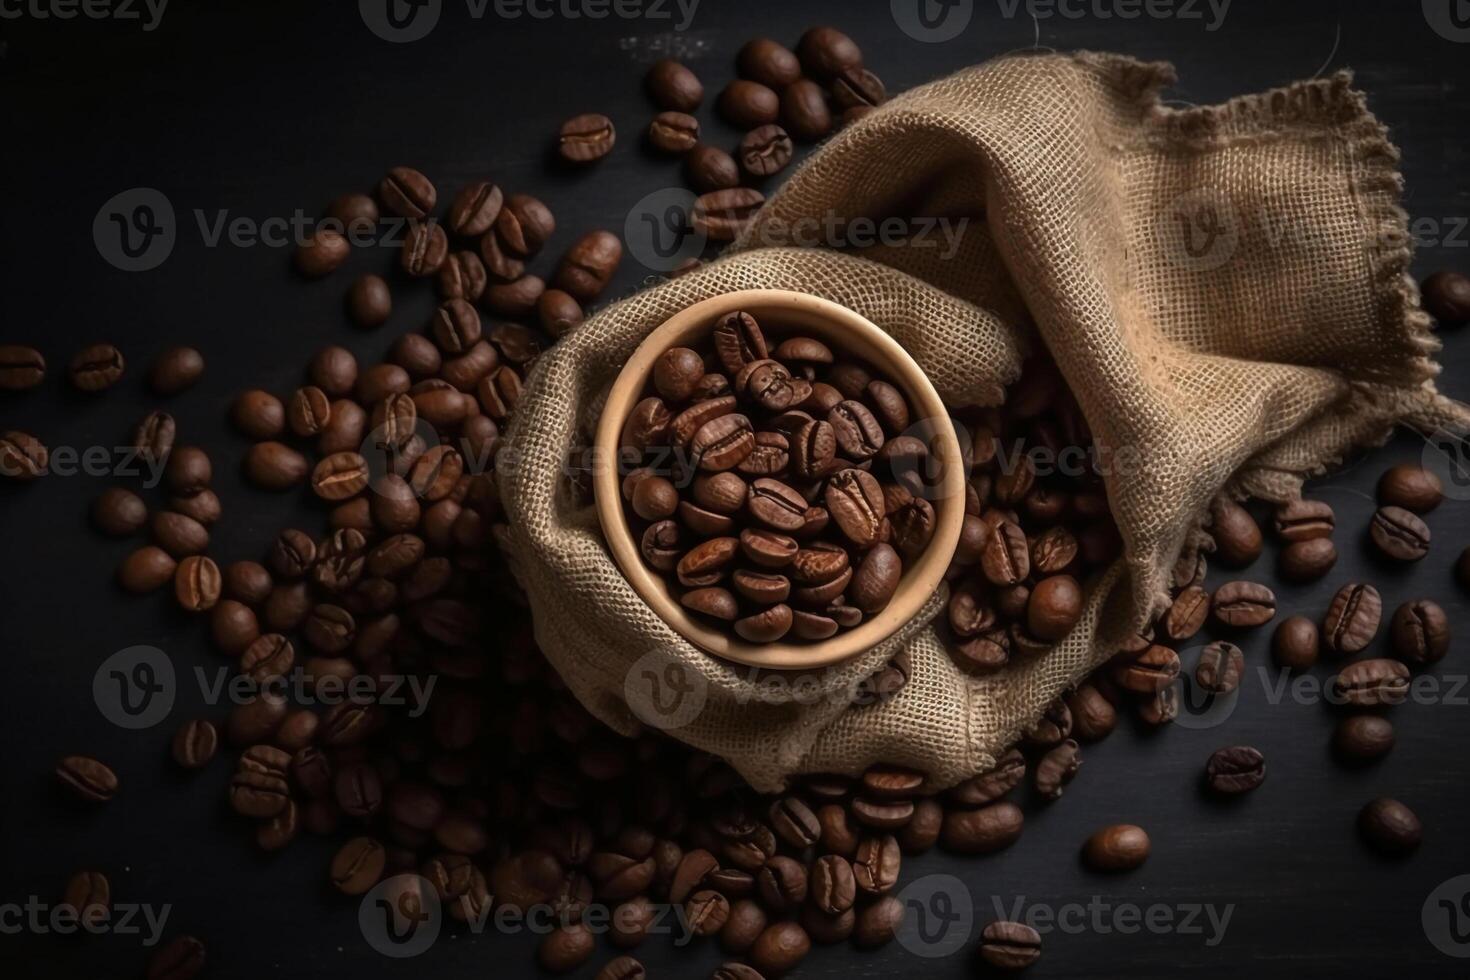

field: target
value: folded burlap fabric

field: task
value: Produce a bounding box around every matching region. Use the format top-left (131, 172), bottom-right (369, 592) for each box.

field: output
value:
top-left (498, 51), bottom-right (1466, 793)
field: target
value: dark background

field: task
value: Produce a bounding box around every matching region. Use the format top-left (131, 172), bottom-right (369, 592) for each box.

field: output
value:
top-left (3, 0), bottom-right (1470, 976)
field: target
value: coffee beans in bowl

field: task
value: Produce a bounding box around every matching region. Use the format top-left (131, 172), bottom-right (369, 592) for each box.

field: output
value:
top-left (595, 290), bottom-right (964, 669)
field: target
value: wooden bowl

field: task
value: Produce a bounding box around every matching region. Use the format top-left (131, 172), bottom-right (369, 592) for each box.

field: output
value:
top-left (593, 289), bottom-right (965, 670)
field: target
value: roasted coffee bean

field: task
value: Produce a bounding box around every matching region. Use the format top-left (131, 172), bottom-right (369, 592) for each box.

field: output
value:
top-left (92, 487), bottom-right (147, 536)
top-left (0, 344), bottom-right (45, 389)
top-left (129, 412), bottom-right (175, 468)
top-left (538, 288), bottom-right (584, 339)
top-left (1272, 615), bottom-right (1320, 671)
top-left (852, 894), bottom-right (903, 949)
top-left (231, 390), bottom-right (285, 440)
top-left (118, 545), bottom-right (177, 593)
top-left (979, 920), bottom-right (1042, 971)
top-left (1422, 269), bottom-right (1470, 325)
top-left (56, 755), bottom-right (118, 803)
top-left (749, 921), bottom-right (810, 976)
top-left (1332, 658), bottom-right (1410, 707)
top-left (148, 346), bottom-right (204, 395)
top-left (713, 312), bottom-right (768, 373)
top-left (554, 230), bottom-right (623, 302)
top-left (797, 25), bottom-right (863, 80)
top-left (495, 194), bottom-right (555, 258)
top-left (1082, 823), bottom-right (1149, 871)
top-left (1162, 585), bottom-right (1210, 641)
top-left (739, 124), bottom-right (794, 177)
top-left (828, 400), bottom-right (884, 459)
top-left (719, 79), bottom-right (780, 128)
top-left (1334, 715), bottom-right (1395, 764)
top-left (1279, 536), bottom-right (1337, 582)
top-left (1195, 641), bottom-right (1244, 694)
top-left (559, 113), bottom-right (616, 163)
top-left (539, 923), bottom-right (595, 973)
top-left (851, 544), bottom-right (901, 613)
top-left (287, 385), bottom-right (331, 438)
top-left (60, 870), bottom-right (111, 925)
top-left (1211, 581), bottom-right (1275, 627)
top-left (379, 166), bottom-right (436, 219)
top-left (147, 935), bottom-right (206, 980)
top-left (1322, 583), bottom-right (1382, 655)
top-left (436, 252), bottom-right (486, 304)
top-left (735, 603), bottom-right (793, 642)
top-left (1272, 499), bottom-right (1335, 540)
top-left (851, 835), bottom-right (901, 896)
top-left (431, 298), bottom-right (482, 354)
top-left (445, 179), bottom-right (503, 238)
top-left (1378, 463), bottom-right (1443, 512)
top-left (401, 219), bottom-right (449, 278)
top-left (1205, 746), bottom-right (1265, 794)
top-left (693, 188), bottom-right (764, 242)
top-left (781, 79), bottom-right (833, 141)
top-left (295, 227), bottom-right (350, 277)
top-left (479, 228), bottom-right (525, 282)
top-left (826, 468), bottom-right (885, 545)
top-left (0, 430), bottom-right (46, 480)
top-left (152, 511), bottom-right (209, 557)
top-left (982, 521), bottom-right (1030, 586)
top-left (685, 143), bottom-right (741, 193)
top-left (738, 37), bottom-right (802, 87)
top-left (1027, 574), bottom-right (1081, 641)
top-left (163, 445), bottom-right (211, 496)
top-left (595, 956), bottom-right (646, 980)
top-left (211, 599), bottom-right (261, 654)
top-left (68, 342), bottom-right (125, 391)
top-left (1065, 684), bottom-right (1117, 742)
top-left (1390, 599), bottom-right (1450, 664)
top-left (755, 855), bottom-right (807, 912)
top-left (645, 58), bottom-right (703, 111)
top-left (1022, 699), bottom-right (1073, 748)
top-left (1211, 498), bottom-right (1262, 566)
top-left (246, 441), bottom-right (308, 491)
top-left (831, 67), bottom-right (886, 111)
top-left (941, 800), bottom-right (1023, 854)
top-left (636, 112), bottom-right (696, 160)
top-left (174, 555), bottom-right (221, 612)
top-left (1358, 797), bottom-right (1421, 855)
top-left (169, 488), bottom-right (221, 525)
top-left (1113, 644), bottom-right (1180, 694)
top-left (1370, 505), bottom-right (1430, 560)
top-left (1034, 739), bottom-right (1081, 800)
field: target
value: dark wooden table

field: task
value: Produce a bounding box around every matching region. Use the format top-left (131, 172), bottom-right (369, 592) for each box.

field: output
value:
top-left (3, 0), bottom-right (1470, 976)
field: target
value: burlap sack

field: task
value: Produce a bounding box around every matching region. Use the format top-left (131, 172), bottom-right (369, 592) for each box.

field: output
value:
top-left (499, 51), bottom-right (1467, 794)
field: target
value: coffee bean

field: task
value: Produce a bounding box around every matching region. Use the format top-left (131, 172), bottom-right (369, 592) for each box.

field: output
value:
top-left (231, 390), bottom-right (285, 440)
top-left (327, 191), bottom-right (379, 230)
top-left (982, 521), bottom-right (1031, 586)
top-left (161, 445), bottom-right (210, 496)
top-left (60, 870), bottom-right (110, 925)
top-left (979, 920), bottom-right (1042, 971)
top-left (749, 921), bottom-right (810, 976)
top-left (693, 188), bottom-right (764, 242)
top-left (496, 193), bottom-right (556, 257)
top-left (1322, 583), bottom-right (1382, 655)
top-left (797, 26), bottom-right (863, 81)
top-left (56, 755), bottom-right (118, 803)
top-left (738, 37), bottom-right (801, 88)
top-left (1022, 699), bottom-right (1072, 748)
top-left (1272, 498), bottom-right (1335, 540)
top-left (115, 540), bottom-right (176, 592)
top-left (739, 125), bottom-right (794, 177)
top-left (554, 230), bottom-right (623, 302)
top-left (941, 800), bottom-right (1023, 854)
top-left (1082, 823), bottom-right (1149, 871)
top-left (559, 113), bottom-right (616, 163)
top-left (294, 228), bottom-right (349, 278)
top-left (1065, 684), bottom-right (1117, 742)
top-left (850, 894), bottom-right (902, 949)
top-left (1195, 641), bottom-right (1244, 694)
top-left (595, 956), bottom-right (646, 980)
top-left (0, 344), bottom-right (45, 389)
top-left (1028, 574), bottom-right (1081, 641)
top-left (831, 68), bottom-right (886, 111)
top-left (1205, 746), bottom-right (1265, 794)
top-left (245, 441), bottom-right (309, 491)
top-left (735, 603), bottom-right (793, 642)
top-left (1211, 580), bottom-right (1275, 627)
top-left (1422, 269), bottom-right (1470, 326)
top-left (1279, 536), bottom-right (1337, 582)
top-left (1370, 505), bottom-right (1430, 560)
top-left (538, 288), bottom-right (585, 338)
top-left (68, 342), bottom-right (124, 391)
top-left (92, 487), bottom-right (147, 536)
top-left (1390, 599), bottom-right (1450, 664)
top-left (1034, 739), bottom-right (1081, 800)
top-left (1112, 643), bottom-right (1180, 694)
top-left (686, 143), bottom-right (741, 193)
top-left (719, 79), bottom-right (780, 128)
top-left (287, 385), bottom-right (331, 438)
top-left (211, 599), bottom-right (260, 654)
top-left (1161, 585), bottom-right (1209, 641)
top-left (780, 79), bottom-right (833, 141)
top-left (1272, 615), bottom-right (1320, 671)
top-left (479, 227), bottom-right (526, 281)
top-left (175, 555), bottom-right (221, 612)
top-left (148, 346), bottom-right (204, 395)
top-left (1211, 498), bottom-right (1261, 566)
top-left (171, 719), bottom-right (218, 769)
top-left (1334, 714), bottom-right (1394, 764)
top-left (402, 219), bottom-right (449, 276)
top-left (648, 110), bottom-right (699, 153)
top-left (1332, 658), bottom-right (1410, 707)
top-left (1378, 463), bottom-right (1443, 512)
top-left (147, 935), bottom-right (205, 980)
top-left (445, 180), bottom-right (503, 238)
top-left (0, 429), bottom-right (46, 480)
top-left (713, 312), bottom-right (768, 373)
top-left (1358, 797), bottom-right (1421, 855)
top-left (828, 400), bottom-right (884, 459)
top-left (645, 58), bottom-right (703, 111)
top-left (378, 166), bottom-right (436, 219)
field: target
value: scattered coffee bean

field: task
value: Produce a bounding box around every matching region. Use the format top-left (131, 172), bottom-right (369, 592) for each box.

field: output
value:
top-left (648, 111), bottom-right (699, 153)
top-left (554, 230), bottom-right (623, 302)
top-left (1205, 746), bottom-right (1265, 794)
top-left (1369, 505), bottom-right (1430, 560)
top-left (1211, 498), bottom-right (1261, 566)
top-left (1279, 536), bottom-right (1337, 582)
top-left (1422, 269), bottom-right (1470, 326)
top-left (1389, 598), bottom-right (1449, 664)
top-left (719, 79), bottom-right (780, 128)
top-left (1195, 641), bottom-right (1244, 694)
top-left (1332, 658), bottom-right (1410, 707)
top-left (797, 26), bottom-right (863, 80)
top-left (1357, 797), bottom-right (1421, 855)
top-left (1082, 823), bottom-right (1149, 872)
top-left (645, 58), bottom-right (703, 111)
top-left (693, 188), bottom-right (765, 241)
top-left (1272, 615), bottom-right (1320, 671)
top-left (146, 935), bottom-right (206, 980)
top-left (378, 166), bottom-right (436, 219)
top-left (56, 755), bottom-right (118, 803)
top-left (118, 546), bottom-right (178, 593)
top-left (738, 37), bottom-right (802, 88)
top-left (0, 344), bottom-right (45, 390)
top-left (559, 113), bottom-right (616, 163)
top-left (1211, 580), bottom-right (1275, 628)
top-left (1322, 583), bottom-right (1382, 655)
top-left (1334, 714), bottom-right (1394, 765)
top-left (346, 274), bottom-right (392, 328)
top-left (171, 719), bottom-right (219, 769)
top-left (1378, 463), bottom-right (1443, 513)
top-left (92, 487), bottom-right (147, 536)
top-left (979, 920), bottom-right (1042, 971)
top-left (739, 124), bottom-right (794, 177)
top-left (686, 143), bottom-right (741, 193)
top-left (68, 342), bottom-right (125, 391)
top-left (231, 390), bottom-right (286, 440)
top-left (294, 228), bottom-right (349, 278)
top-left (148, 346), bottom-right (204, 394)
top-left (780, 79), bottom-right (832, 141)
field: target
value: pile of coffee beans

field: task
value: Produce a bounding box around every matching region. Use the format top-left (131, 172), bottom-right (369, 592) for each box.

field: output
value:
top-left (621, 310), bottom-right (935, 644)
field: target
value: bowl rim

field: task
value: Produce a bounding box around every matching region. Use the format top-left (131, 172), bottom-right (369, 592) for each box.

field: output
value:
top-left (593, 288), bottom-right (965, 671)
